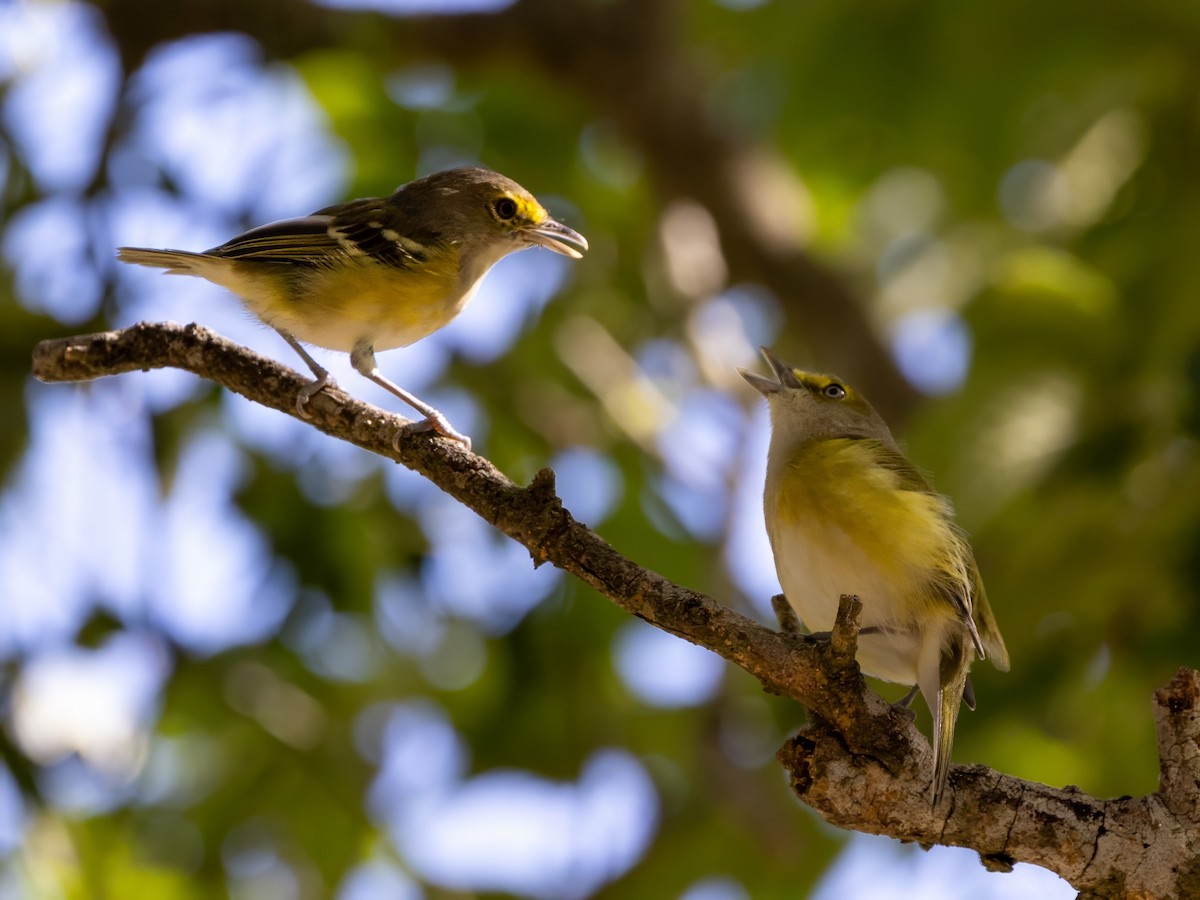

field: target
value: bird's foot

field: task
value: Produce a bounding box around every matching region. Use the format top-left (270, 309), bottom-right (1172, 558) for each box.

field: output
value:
top-left (295, 373), bottom-right (337, 419)
top-left (803, 623), bottom-right (884, 646)
top-left (392, 413), bottom-right (472, 452)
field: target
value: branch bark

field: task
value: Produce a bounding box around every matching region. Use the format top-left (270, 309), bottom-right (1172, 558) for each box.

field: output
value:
top-left (31, 322), bottom-right (1200, 898)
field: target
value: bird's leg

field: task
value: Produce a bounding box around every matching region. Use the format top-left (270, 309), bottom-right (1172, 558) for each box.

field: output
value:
top-left (805, 625), bottom-right (884, 642)
top-left (771, 593), bottom-right (885, 646)
top-left (277, 330), bottom-right (337, 417)
top-left (349, 342), bottom-right (472, 451)
top-left (770, 594), bottom-right (805, 635)
top-left (891, 675), bottom-right (975, 710)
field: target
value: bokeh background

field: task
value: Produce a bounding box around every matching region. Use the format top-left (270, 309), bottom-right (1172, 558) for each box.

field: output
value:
top-left (2, 0), bottom-right (1198, 896)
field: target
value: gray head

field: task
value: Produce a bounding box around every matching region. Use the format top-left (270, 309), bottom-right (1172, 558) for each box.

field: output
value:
top-left (738, 347), bottom-right (899, 452)
top-left (390, 166), bottom-right (588, 265)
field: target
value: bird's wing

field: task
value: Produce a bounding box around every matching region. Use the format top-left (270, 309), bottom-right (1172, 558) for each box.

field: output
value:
top-left (859, 439), bottom-right (990, 658)
top-left (206, 199), bottom-right (436, 269)
top-left (969, 572), bottom-right (1010, 671)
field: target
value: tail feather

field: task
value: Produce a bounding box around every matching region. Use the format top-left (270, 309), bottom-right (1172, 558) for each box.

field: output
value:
top-left (116, 247), bottom-right (211, 274)
top-left (922, 631), bottom-right (972, 807)
top-left (931, 671), bottom-right (966, 805)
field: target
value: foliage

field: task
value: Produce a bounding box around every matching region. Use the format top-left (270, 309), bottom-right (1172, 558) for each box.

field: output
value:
top-left (2, 0), bottom-right (1198, 896)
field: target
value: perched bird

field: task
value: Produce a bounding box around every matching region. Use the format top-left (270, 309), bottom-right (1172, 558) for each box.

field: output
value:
top-left (740, 347), bottom-right (1008, 804)
top-left (118, 166), bottom-right (588, 449)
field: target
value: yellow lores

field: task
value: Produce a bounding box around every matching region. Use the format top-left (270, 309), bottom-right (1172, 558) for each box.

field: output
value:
top-left (740, 348), bottom-right (1008, 804)
top-left (118, 167), bottom-right (587, 449)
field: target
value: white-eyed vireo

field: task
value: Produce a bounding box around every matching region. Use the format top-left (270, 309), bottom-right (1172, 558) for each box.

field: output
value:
top-left (740, 347), bottom-right (1009, 804)
top-left (118, 166), bottom-right (588, 449)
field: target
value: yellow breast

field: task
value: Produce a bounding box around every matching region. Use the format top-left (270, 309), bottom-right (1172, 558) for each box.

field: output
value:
top-left (767, 439), bottom-right (963, 683)
top-left (222, 253), bottom-right (471, 353)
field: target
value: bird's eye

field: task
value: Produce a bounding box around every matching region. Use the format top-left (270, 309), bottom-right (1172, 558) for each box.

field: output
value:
top-left (493, 197), bottom-right (519, 221)
top-left (822, 384), bottom-right (846, 399)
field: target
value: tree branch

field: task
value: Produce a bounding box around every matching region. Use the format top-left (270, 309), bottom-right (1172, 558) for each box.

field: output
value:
top-left (30, 323), bottom-right (1200, 897)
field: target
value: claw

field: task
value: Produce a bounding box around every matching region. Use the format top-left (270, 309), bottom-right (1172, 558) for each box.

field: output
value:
top-left (295, 373), bottom-right (335, 419)
top-left (392, 414), bottom-right (472, 452)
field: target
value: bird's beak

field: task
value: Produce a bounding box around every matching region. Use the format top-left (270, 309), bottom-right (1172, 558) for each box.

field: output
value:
top-left (738, 346), bottom-right (802, 395)
top-left (524, 218), bottom-right (589, 259)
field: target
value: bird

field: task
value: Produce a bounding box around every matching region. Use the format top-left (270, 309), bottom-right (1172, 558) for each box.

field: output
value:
top-left (117, 166), bottom-right (588, 450)
top-left (740, 346), bottom-right (1009, 804)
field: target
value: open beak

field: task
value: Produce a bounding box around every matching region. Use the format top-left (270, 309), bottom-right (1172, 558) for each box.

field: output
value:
top-left (738, 346), bottom-right (802, 395)
top-left (524, 218), bottom-right (589, 259)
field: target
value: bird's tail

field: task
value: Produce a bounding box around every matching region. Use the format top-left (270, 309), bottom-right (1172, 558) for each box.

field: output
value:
top-left (931, 678), bottom-right (962, 805)
top-left (922, 636), bottom-right (972, 807)
top-left (116, 247), bottom-right (211, 275)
